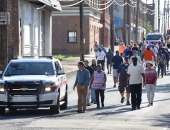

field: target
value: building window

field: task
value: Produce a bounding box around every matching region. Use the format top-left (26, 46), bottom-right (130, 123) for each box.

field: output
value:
top-left (68, 31), bottom-right (77, 43)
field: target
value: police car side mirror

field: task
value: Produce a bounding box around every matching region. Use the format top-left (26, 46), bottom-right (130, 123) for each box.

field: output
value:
top-left (57, 70), bottom-right (65, 75)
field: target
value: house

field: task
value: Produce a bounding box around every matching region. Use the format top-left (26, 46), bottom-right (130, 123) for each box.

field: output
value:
top-left (52, 0), bottom-right (110, 56)
top-left (7, 0), bottom-right (62, 60)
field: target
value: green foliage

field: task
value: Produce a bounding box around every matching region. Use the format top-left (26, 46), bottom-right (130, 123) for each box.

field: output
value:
top-left (53, 55), bottom-right (78, 60)
top-left (147, 21), bottom-right (152, 33)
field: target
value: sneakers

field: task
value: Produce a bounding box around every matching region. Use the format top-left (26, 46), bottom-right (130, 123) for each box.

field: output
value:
top-left (121, 97), bottom-right (125, 103)
top-left (126, 101), bottom-right (131, 105)
top-left (91, 100), bottom-right (94, 104)
top-left (113, 85), bottom-right (116, 88)
top-left (87, 104), bottom-right (91, 106)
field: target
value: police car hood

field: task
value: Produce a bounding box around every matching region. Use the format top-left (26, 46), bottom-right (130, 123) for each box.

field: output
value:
top-left (147, 40), bottom-right (161, 43)
top-left (0, 75), bottom-right (57, 83)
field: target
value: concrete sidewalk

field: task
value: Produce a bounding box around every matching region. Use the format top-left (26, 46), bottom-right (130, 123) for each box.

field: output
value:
top-left (61, 46), bottom-right (119, 74)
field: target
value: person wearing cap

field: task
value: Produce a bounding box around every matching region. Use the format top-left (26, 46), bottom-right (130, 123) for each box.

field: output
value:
top-left (111, 51), bottom-right (123, 88)
top-left (142, 46), bottom-right (156, 67)
top-left (127, 57), bottom-right (145, 110)
top-left (106, 48), bottom-right (114, 74)
top-left (84, 59), bottom-right (94, 106)
top-left (90, 64), bottom-right (107, 108)
top-left (129, 50), bottom-right (142, 65)
top-left (73, 61), bottom-right (90, 113)
top-left (144, 62), bottom-right (157, 107)
top-left (116, 56), bottom-right (131, 105)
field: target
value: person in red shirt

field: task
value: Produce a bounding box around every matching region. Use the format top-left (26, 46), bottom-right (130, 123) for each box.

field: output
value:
top-left (144, 62), bottom-right (157, 107)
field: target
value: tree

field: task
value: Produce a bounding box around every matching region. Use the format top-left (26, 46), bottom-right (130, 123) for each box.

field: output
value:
top-left (147, 21), bottom-right (152, 33)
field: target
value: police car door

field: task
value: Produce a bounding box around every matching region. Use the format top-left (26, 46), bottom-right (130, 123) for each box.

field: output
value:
top-left (54, 61), bottom-right (65, 100)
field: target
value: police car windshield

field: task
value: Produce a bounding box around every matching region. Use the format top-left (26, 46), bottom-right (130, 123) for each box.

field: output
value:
top-left (4, 62), bottom-right (54, 76)
top-left (146, 35), bottom-right (163, 40)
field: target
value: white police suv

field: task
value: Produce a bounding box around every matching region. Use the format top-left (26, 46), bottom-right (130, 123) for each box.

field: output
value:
top-left (0, 56), bottom-right (68, 115)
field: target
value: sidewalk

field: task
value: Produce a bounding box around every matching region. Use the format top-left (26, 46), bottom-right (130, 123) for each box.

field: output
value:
top-left (61, 46), bottom-right (119, 74)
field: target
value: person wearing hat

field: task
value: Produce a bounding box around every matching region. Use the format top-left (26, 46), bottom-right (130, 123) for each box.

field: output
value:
top-left (129, 50), bottom-right (142, 65)
top-left (127, 57), bottom-right (145, 110)
top-left (144, 62), bottom-right (157, 107)
top-left (116, 56), bottom-right (131, 105)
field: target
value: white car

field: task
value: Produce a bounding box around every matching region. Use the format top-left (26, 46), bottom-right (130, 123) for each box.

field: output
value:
top-left (146, 33), bottom-right (165, 45)
top-left (0, 56), bottom-right (68, 115)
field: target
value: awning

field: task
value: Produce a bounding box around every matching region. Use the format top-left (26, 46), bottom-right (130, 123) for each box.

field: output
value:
top-left (114, 16), bottom-right (129, 28)
top-left (27, 0), bottom-right (62, 11)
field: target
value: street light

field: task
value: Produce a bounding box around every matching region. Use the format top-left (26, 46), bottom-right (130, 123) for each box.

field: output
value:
top-left (73, 24), bottom-right (77, 57)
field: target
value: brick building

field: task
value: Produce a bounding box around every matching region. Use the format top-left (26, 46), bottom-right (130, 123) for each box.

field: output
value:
top-left (52, 0), bottom-right (110, 56)
top-left (0, 0), bottom-right (61, 70)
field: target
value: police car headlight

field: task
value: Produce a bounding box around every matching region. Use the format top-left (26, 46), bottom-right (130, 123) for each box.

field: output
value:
top-left (44, 83), bottom-right (55, 93)
top-left (0, 84), bottom-right (5, 94)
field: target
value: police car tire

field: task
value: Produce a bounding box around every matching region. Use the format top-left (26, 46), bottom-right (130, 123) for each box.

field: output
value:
top-left (60, 89), bottom-right (68, 110)
top-left (50, 92), bottom-right (60, 114)
top-left (0, 107), bottom-right (5, 115)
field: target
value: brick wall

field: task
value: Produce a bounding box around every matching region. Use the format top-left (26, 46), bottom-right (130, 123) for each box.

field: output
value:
top-left (7, 0), bottom-right (19, 61)
top-left (52, 15), bottom-right (100, 55)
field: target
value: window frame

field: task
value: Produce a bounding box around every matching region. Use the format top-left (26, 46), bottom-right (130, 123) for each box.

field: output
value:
top-left (67, 30), bottom-right (77, 43)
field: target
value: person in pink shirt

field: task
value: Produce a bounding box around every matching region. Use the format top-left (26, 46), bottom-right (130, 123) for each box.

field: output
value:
top-left (90, 64), bottom-right (107, 108)
top-left (144, 62), bottom-right (157, 107)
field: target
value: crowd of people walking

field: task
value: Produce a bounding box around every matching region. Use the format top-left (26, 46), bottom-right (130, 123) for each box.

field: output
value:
top-left (73, 40), bottom-right (170, 112)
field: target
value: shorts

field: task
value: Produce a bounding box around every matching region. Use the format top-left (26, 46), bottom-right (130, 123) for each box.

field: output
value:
top-left (113, 69), bottom-right (117, 77)
top-left (107, 61), bottom-right (111, 66)
top-left (118, 82), bottom-right (131, 93)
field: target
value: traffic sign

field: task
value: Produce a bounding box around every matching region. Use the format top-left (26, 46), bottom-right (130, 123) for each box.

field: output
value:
top-left (0, 12), bottom-right (10, 25)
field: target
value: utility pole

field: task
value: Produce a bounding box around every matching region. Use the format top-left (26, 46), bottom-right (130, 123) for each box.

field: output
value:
top-left (110, 2), bottom-right (114, 52)
top-left (0, 0), bottom-right (8, 71)
top-left (127, 0), bottom-right (131, 45)
top-left (168, 0), bottom-right (169, 27)
top-left (79, 0), bottom-right (84, 61)
top-left (164, 0), bottom-right (166, 39)
top-left (135, 0), bottom-right (140, 42)
top-left (158, 0), bottom-right (160, 32)
top-left (153, 0), bottom-right (155, 32)
top-left (123, 0), bottom-right (127, 44)
top-left (146, 0), bottom-right (148, 37)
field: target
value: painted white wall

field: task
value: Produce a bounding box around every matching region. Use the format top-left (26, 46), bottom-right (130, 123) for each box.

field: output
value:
top-left (19, 0), bottom-right (52, 56)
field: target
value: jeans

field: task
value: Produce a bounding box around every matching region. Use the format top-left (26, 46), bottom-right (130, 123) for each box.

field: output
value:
top-left (158, 63), bottom-right (164, 76)
top-left (97, 60), bottom-right (105, 70)
top-left (95, 89), bottom-right (105, 107)
top-left (145, 84), bottom-right (156, 103)
top-left (91, 88), bottom-right (96, 102)
top-left (86, 87), bottom-right (91, 105)
top-left (166, 59), bottom-right (169, 68)
top-left (130, 83), bottom-right (142, 108)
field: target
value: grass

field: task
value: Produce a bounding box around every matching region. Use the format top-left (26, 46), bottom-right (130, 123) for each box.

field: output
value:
top-left (53, 55), bottom-right (79, 60)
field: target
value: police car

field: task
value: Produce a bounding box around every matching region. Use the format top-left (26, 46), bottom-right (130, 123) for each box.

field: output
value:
top-left (0, 56), bottom-right (68, 115)
top-left (146, 33), bottom-right (165, 45)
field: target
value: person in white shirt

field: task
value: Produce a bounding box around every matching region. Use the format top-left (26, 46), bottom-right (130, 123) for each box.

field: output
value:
top-left (127, 57), bottom-right (145, 110)
top-left (96, 48), bottom-right (105, 70)
top-left (129, 50), bottom-right (142, 65)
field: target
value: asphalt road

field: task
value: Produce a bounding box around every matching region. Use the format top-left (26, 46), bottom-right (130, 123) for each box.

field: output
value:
top-left (0, 69), bottom-right (170, 130)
